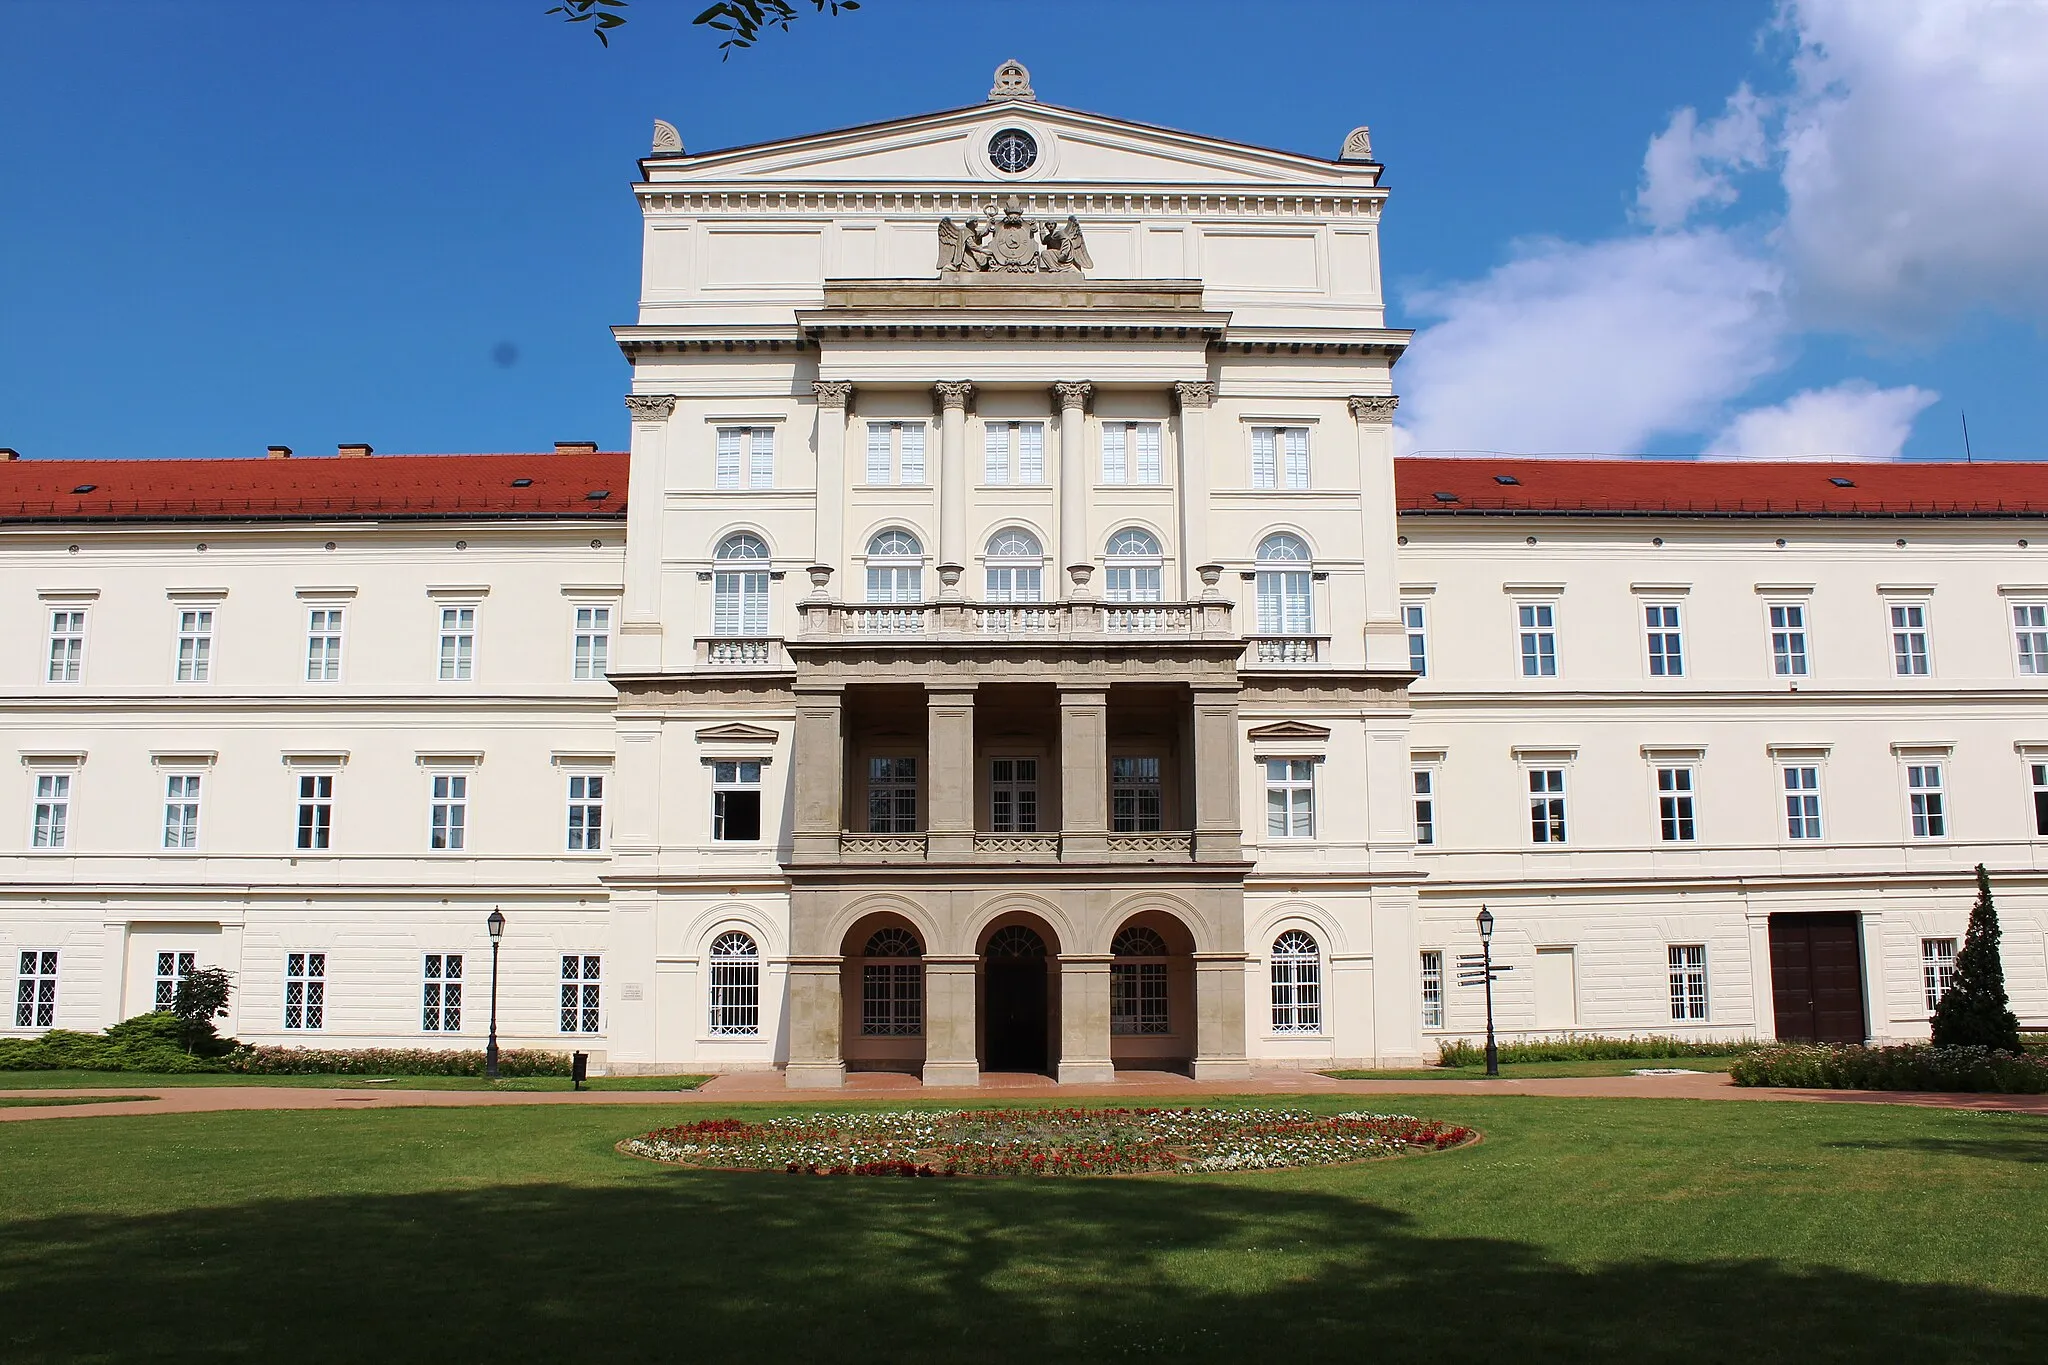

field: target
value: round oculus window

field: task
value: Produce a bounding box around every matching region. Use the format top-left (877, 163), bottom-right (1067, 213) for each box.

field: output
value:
top-left (989, 127), bottom-right (1038, 174)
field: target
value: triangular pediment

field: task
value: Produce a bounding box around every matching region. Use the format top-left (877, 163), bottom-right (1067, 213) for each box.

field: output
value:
top-left (694, 723), bottom-right (780, 744)
top-left (643, 102), bottom-right (1378, 191)
top-left (1246, 721), bottom-right (1333, 742)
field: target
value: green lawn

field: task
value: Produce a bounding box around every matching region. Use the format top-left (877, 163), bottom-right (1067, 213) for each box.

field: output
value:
top-left (2, 1095), bottom-right (2044, 1362)
top-left (0, 1095), bottom-right (148, 1109)
top-left (0, 1070), bottom-right (707, 1092)
top-left (1326, 1054), bottom-right (1746, 1080)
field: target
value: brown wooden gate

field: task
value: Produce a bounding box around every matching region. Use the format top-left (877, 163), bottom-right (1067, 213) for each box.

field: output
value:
top-left (1768, 913), bottom-right (1867, 1043)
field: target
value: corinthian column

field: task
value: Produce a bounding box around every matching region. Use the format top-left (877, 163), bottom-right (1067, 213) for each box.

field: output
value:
top-left (1053, 381), bottom-right (1093, 594)
top-left (933, 381), bottom-right (974, 594)
top-left (812, 381), bottom-right (852, 574)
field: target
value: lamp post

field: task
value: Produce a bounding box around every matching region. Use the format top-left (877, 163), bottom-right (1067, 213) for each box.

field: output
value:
top-left (485, 907), bottom-right (506, 1081)
top-left (1477, 907), bottom-right (1499, 1078)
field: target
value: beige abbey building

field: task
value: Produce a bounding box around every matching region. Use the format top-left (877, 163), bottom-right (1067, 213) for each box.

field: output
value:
top-left (5, 64), bottom-right (2046, 1080)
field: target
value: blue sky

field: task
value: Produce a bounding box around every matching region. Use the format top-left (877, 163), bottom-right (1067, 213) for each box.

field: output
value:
top-left (2, 0), bottom-right (2043, 463)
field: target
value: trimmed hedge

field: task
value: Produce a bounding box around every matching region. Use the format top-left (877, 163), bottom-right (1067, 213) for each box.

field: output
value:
top-left (0, 1012), bottom-right (574, 1077)
top-left (229, 1047), bottom-right (571, 1076)
top-left (1730, 1043), bottom-right (2048, 1094)
top-left (1435, 1034), bottom-right (1765, 1067)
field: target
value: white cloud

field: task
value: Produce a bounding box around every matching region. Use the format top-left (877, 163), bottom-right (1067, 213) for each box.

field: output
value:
top-left (1708, 381), bottom-right (1939, 460)
top-left (1396, 229), bottom-right (1784, 456)
top-left (1635, 85), bottom-right (1771, 231)
top-left (1777, 0), bottom-right (2048, 329)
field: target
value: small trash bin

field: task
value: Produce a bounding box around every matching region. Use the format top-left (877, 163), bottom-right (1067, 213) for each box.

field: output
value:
top-left (572, 1051), bottom-right (589, 1091)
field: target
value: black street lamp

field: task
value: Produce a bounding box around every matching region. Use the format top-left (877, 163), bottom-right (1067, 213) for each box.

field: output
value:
top-left (485, 907), bottom-right (506, 1081)
top-left (1476, 907), bottom-right (1499, 1078)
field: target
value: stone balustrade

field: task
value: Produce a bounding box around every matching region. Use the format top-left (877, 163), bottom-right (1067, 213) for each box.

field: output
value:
top-left (798, 597), bottom-right (1235, 641)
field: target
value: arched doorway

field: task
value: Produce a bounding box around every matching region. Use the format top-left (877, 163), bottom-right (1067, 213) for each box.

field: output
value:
top-left (838, 915), bottom-right (926, 1074)
top-left (1108, 910), bottom-right (1197, 1072)
top-left (981, 922), bottom-right (1052, 1074)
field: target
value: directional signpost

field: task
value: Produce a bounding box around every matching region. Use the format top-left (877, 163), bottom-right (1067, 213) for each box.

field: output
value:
top-left (1457, 906), bottom-right (1512, 1076)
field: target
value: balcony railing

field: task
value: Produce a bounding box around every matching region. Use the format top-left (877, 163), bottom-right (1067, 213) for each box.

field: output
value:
top-left (973, 832), bottom-right (1061, 860)
top-left (695, 636), bottom-right (786, 667)
top-left (1248, 635), bottom-right (1328, 664)
top-left (799, 597), bottom-right (1235, 641)
top-left (838, 833), bottom-right (928, 860)
top-left (830, 830), bottom-right (1195, 863)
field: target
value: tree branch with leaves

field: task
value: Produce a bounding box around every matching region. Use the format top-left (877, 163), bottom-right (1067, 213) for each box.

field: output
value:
top-left (546, 0), bottom-right (861, 54)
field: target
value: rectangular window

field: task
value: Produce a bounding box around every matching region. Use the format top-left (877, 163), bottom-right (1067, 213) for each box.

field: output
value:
top-left (1518, 603), bottom-right (1558, 677)
top-left (989, 757), bottom-right (1039, 833)
top-left (1890, 602), bottom-right (1931, 676)
top-left (712, 761), bottom-right (763, 841)
top-left (285, 952), bottom-right (325, 1030)
top-left (866, 757), bottom-right (917, 834)
top-left (1404, 602), bottom-right (1428, 676)
top-left (1111, 755), bottom-right (1163, 833)
top-left (1100, 421), bottom-right (1162, 485)
top-left (867, 421), bottom-right (930, 485)
top-left (437, 607), bottom-right (475, 681)
top-left (1783, 766), bottom-right (1822, 840)
top-left (1413, 769), bottom-right (1435, 846)
top-left (572, 606), bottom-right (611, 680)
top-left (1644, 603), bottom-right (1684, 677)
top-left (1110, 962), bottom-right (1169, 1034)
top-left (567, 773), bottom-right (604, 851)
top-left (1668, 944), bottom-right (1708, 1022)
top-left (984, 420), bottom-right (1047, 485)
top-left (2034, 762), bottom-right (2048, 837)
top-left (421, 953), bottom-right (462, 1031)
top-left (1528, 768), bottom-right (1567, 844)
top-left (175, 609), bottom-right (213, 682)
top-left (861, 963), bottom-right (922, 1036)
top-left (31, 773), bottom-right (70, 849)
top-left (153, 951), bottom-right (195, 1011)
top-left (1251, 426), bottom-right (1309, 489)
top-left (1657, 767), bottom-right (1697, 842)
top-left (715, 426), bottom-right (774, 490)
top-left (2016, 603), bottom-right (2048, 675)
top-left (560, 954), bottom-right (601, 1033)
top-left (430, 774), bottom-right (467, 851)
top-left (1264, 759), bottom-right (1315, 839)
top-left (296, 773), bottom-right (333, 851)
top-left (1769, 602), bottom-right (1808, 677)
top-left (1420, 950), bottom-right (1444, 1029)
top-left (1907, 763), bottom-right (1946, 838)
top-left (306, 608), bottom-right (344, 682)
top-left (47, 609), bottom-right (85, 683)
top-left (162, 774), bottom-right (202, 850)
top-left (1922, 937), bottom-right (1957, 1012)
top-left (15, 950), bottom-right (58, 1028)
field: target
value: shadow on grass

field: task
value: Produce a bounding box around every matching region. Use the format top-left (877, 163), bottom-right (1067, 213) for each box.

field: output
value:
top-left (1828, 1124), bottom-right (2048, 1165)
top-left (3, 1173), bottom-right (2044, 1363)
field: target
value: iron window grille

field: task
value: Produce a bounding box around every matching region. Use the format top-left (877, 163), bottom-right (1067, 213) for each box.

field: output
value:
top-left (561, 954), bottom-right (602, 1033)
top-left (1111, 755), bottom-right (1163, 832)
top-left (990, 757), bottom-right (1039, 832)
top-left (154, 951), bottom-right (195, 1011)
top-left (1420, 950), bottom-right (1444, 1029)
top-left (1269, 929), bottom-right (1323, 1034)
top-left (866, 757), bottom-right (918, 834)
top-left (1668, 944), bottom-right (1708, 1021)
top-left (1111, 926), bottom-right (1171, 1035)
top-left (15, 950), bottom-right (58, 1028)
top-left (860, 928), bottom-right (923, 1037)
top-left (707, 931), bottom-right (760, 1035)
top-left (285, 952), bottom-right (325, 1030)
top-left (421, 953), bottom-right (462, 1032)
top-left (1922, 937), bottom-right (1957, 1013)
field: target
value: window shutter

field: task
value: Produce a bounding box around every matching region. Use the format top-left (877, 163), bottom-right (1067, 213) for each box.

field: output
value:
top-left (715, 429), bottom-right (742, 490)
top-left (748, 428), bottom-right (774, 489)
top-left (866, 423), bottom-right (892, 484)
top-left (984, 423), bottom-right (1009, 485)
top-left (1284, 428), bottom-right (1309, 488)
top-left (1018, 422), bottom-right (1043, 483)
top-left (899, 424), bottom-right (925, 483)
top-left (1136, 423), bottom-right (1162, 484)
top-left (1252, 427), bottom-right (1277, 488)
top-left (1101, 422), bottom-right (1127, 484)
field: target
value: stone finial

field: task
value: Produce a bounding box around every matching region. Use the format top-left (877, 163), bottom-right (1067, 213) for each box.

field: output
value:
top-left (1052, 380), bottom-right (1093, 411)
top-left (651, 119), bottom-right (683, 155)
top-left (1174, 381), bottom-right (1216, 412)
top-left (988, 59), bottom-right (1035, 103)
top-left (812, 380), bottom-right (854, 409)
top-left (1197, 564), bottom-right (1226, 600)
top-left (1349, 395), bottom-right (1399, 424)
top-left (806, 565), bottom-right (835, 599)
top-left (624, 394), bottom-right (679, 421)
top-left (932, 380), bottom-right (975, 412)
top-left (1339, 126), bottom-right (1374, 162)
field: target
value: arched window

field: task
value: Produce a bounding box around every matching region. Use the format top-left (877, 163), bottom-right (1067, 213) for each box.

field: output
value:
top-left (712, 533), bottom-right (771, 636)
top-left (1270, 928), bottom-right (1322, 1033)
top-left (866, 529), bottom-right (924, 604)
top-left (1111, 924), bottom-right (1171, 1035)
top-left (984, 528), bottom-right (1043, 603)
top-left (707, 930), bottom-right (760, 1035)
top-left (1103, 528), bottom-right (1163, 603)
top-left (1256, 533), bottom-right (1314, 635)
top-left (860, 927), bottom-right (923, 1037)
top-left (984, 924), bottom-right (1047, 959)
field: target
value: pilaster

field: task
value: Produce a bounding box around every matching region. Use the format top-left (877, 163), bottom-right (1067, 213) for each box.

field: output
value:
top-left (1191, 685), bottom-right (1243, 861)
top-left (925, 683), bottom-right (976, 858)
top-left (1056, 953), bottom-right (1115, 1083)
top-left (785, 956), bottom-right (846, 1088)
top-left (934, 381), bottom-right (973, 583)
top-left (621, 393), bottom-right (678, 673)
top-left (1191, 952), bottom-right (1252, 1080)
top-left (1174, 381), bottom-right (1215, 601)
top-left (812, 381), bottom-right (852, 572)
top-left (921, 954), bottom-right (981, 1086)
top-left (1058, 686), bottom-right (1108, 860)
top-left (1350, 394), bottom-right (1406, 672)
top-left (1054, 381), bottom-right (1093, 588)
top-left (791, 686), bottom-right (844, 863)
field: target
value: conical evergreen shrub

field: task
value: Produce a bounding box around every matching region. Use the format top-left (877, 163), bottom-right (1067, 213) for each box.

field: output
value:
top-left (1930, 863), bottom-right (2022, 1053)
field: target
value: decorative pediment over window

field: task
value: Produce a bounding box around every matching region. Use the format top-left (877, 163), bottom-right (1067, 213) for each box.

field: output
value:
top-left (1245, 721), bottom-right (1333, 743)
top-left (695, 723), bottom-right (780, 745)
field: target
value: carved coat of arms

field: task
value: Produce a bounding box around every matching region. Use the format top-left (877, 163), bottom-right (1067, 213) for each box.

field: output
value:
top-left (938, 198), bottom-right (1092, 276)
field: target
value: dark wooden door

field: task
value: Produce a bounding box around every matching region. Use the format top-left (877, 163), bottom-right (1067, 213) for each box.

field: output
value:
top-left (983, 962), bottom-right (1048, 1073)
top-left (1768, 913), bottom-right (1866, 1043)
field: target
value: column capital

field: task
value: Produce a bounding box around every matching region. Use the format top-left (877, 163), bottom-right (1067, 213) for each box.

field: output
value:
top-left (623, 394), bottom-right (679, 421)
top-left (1348, 394), bottom-right (1400, 425)
top-left (1174, 380), bottom-right (1216, 412)
top-left (1052, 380), bottom-right (1093, 411)
top-left (932, 380), bottom-right (976, 412)
top-left (812, 380), bottom-right (854, 409)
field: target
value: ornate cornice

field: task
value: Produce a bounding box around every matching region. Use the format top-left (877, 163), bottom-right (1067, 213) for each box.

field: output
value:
top-left (1052, 380), bottom-right (1093, 411)
top-left (1174, 381), bottom-right (1217, 412)
top-left (932, 380), bottom-right (975, 412)
top-left (812, 380), bottom-right (854, 409)
top-left (1348, 395), bottom-right (1399, 425)
top-left (623, 394), bottom-right (679, 421)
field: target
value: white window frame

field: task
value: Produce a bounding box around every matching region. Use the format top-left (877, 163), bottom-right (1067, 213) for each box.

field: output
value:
top-left (560, 953), bottom-right (602, 1034)
top-left (162, 772), bottom-right (203, 850)
top-left (983, 528), bottom-right (1045, 604)
top-left (865, 420), bottom-right (927, 486)
top-left (712, 760), bottom-right (765, 841)
top-left (1668, 944), bottom-right (1708, 1022)
top-left (706, 930), bottom-right (761, 1036)
top-left (1905, 761), bottom-right (1947, 839)
top-left (437, 605), bottom-right (477, 682)
top-left (1103, 528), bottom-right (1164, 604)
top-left (864, 530), bottom-right (925, 605)
top-left (305, 606), bottom-right (345, 683)
top-left (1263, 758), bottom-right (1316, 840)
top-left (1099, 420), bottom-right (1163, 486)
top-left (1656, 766), bottom-right (1697, 843)
top-left (1250, 425), bottom-right (1309, 490)
top-left (421, 953), bottom-right (463, 1032)
top-left (1767, 600), bottom-right (1810, 678)
top-left (1412, 766), bottom-right (1436, 846)
top-left (1643, 601), bottom-right (1685, 678)
top-left (1403, 600), bottom-right (1429, 676)
top-left (571, 603), bottom-right (613, 679)
top-left (860, 931), bottom-right (924, 1038)
top-left (1921, 937), bottom-right (1957, 1013)
top-left (1269, 929), bottom-right (1323, 1034)
top-left (153, 950), bottom-right (195, 1011)
top-left (1888, 599), bottom-right (1932, 677)
top-left (284, 951), bottom-right (326, 1030)
top-left (715, 425), bottom-right (774, 491)
top-left (2032, 760), bottom-right (2048, 838)
top-left (1254, 534), bottom-right (1314, 636)
top-left (1782, 764), bottom-right (1824, 841)
top-left (15, 950), bottom-right (59, 1029)
top-left (2013, 601), bottom-right (2048, 677)
top-left (1420, 949), bottom-right (1444, 1029)
top-left (989, 756), bottom-right (1039, 833)
top-left (174, 608), bottom-right (215, 683)
top-left (1517, 600), bottom-right (1559, 678)
top-left (566, 772), bottom-right (605, 851)
top-left (30, 769), bottom-right (73, 850)
top-left (296, 772), bottom-right (334, 851)
top-left (429, 772), bottom-right (469, 851)
top-left (712, 533), bottom-right (773, 637)
top-left (1527, 767), bottom-right (1567, 844)
top-left (1111, 927), bottom-right (1171, 1036)
top-left (984, 419), bottom-right (1047, 485)
top-left (46, 608), bottom-right (86, 684)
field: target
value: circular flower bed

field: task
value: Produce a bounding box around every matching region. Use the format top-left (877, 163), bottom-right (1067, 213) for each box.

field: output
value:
top-left (624, 1107), bottom-right (1475, 1177)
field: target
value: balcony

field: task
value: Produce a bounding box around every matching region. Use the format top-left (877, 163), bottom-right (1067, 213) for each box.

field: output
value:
top-left (832, 830), bottom-right (1195, 865)
top-left (798, 598), bottom-right (1234, 641)
top-left (695, 636), bottom-right (788, 667)
top-left (1248, 635), bottom-right (1330, 665)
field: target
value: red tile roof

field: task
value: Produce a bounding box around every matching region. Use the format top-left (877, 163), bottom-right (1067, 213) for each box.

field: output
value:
top-left (1395, 457), bottom-right (2048, 518)
top-left (0, 453), bottom-right (630, 523)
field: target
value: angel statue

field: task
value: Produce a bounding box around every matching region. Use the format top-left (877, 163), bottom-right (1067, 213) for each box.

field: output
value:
top-left (1037, 215), bottom-right (1093, 273)
top-left (937, 210), bottom-right (997, 274)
